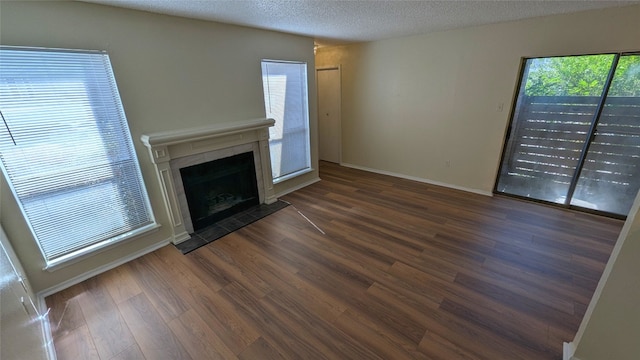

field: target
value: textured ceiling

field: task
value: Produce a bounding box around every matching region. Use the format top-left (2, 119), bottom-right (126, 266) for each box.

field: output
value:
top-left (80, 0), bottom-right (638, 45)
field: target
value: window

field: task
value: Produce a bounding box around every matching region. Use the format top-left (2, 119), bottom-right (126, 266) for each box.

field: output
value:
top-left (0, 47), bottom-right (156, 268)
top-left (496, 53), bottom-right (640, 217)
top-left (261, 60), bottom-right (311, 182)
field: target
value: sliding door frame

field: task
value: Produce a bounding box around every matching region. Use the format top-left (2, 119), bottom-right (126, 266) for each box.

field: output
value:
top-left (494, 52), bottom-right (639, 219)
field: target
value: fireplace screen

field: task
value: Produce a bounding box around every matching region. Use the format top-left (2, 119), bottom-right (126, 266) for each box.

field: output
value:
top-left (180, 152), bottom-right (259, 231)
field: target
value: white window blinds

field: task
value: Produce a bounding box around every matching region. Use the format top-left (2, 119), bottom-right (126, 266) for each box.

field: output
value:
top-left (261, 60), bottom-right (311, 181)
top-left (0, 47), bottom-right (155, 266)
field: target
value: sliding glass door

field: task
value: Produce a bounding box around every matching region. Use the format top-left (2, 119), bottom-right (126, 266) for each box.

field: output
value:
top-left (496, 53), bottom-right (640, 217)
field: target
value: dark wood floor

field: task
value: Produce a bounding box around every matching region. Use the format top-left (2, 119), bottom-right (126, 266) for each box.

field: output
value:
top-left (46, 161), bottom-right (623, 360)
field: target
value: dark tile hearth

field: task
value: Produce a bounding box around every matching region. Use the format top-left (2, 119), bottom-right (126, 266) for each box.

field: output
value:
top-left (175, 200), bottom-right (289, 254)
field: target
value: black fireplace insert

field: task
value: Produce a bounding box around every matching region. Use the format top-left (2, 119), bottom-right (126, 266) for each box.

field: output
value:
top-left (180, 152), bottom-right (259, 231)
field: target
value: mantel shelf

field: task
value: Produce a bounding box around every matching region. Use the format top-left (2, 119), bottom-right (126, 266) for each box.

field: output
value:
top-left (140, 118), bottom-right (275, 147)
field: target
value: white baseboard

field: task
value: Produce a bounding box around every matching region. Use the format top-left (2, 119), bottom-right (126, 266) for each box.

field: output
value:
top-left (275, 176), bottom-right (321, 198)
top-left (564, 342), bottom-right (579, 360)
top-left (173, 231), bottom-right (191, 245)
top-left (39, 302), bottom-right (58, 360)
top-left (340, 162), bottom-right (493, 197)
top-left (36, 238), bottom-right (171, 301)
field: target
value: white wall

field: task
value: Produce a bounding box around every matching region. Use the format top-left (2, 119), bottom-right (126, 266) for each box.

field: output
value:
top-left (570, 189), bottom-right (640, 360)
top-left (316, 5), bottom-right (640, 194)
top-left (315, 5), bottom-right (640, 358)
top-left (0, 1), bottom-right (317, 293)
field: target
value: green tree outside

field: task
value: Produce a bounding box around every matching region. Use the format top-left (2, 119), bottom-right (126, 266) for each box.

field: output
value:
top-left (609, 55), bottom-right (640, 97)
top-left (524, 54), bottom-right (640, 97)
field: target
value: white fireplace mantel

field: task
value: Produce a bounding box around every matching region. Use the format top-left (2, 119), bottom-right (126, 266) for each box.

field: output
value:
top-left (141, 118), bottom-right (276, 244)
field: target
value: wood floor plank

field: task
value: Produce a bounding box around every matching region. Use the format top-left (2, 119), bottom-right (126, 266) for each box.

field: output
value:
top-left (99, 264), bottom-right (142, 305)
top-left (231, 227), bottom-right (301, 274)
top-left (481, 257), bottom-right (595, 303)
top-left (453, 272), bottom-right (581, 330)
top-left (204, 241), bottom-right (274, 298)
top-left (125, 253), bottom-right (190, 322)
top-left (53, 325), bottom-right (100, 360)
top-left (387, 261), bottom-right (555, 355)
top-left (168, 308), bottom-right (238, 360)
top-left (108, 344), bottom-right (145, 360)
top-left (217, 233), bottom-right (348, 321)
top-left (221, 281), bottom-right (332, 360)
top-left (47, 161), bottom-right (622, 360)
top-left (75, 277), bottom-right (136, 359)
top-left (118, 293), bottom-right (191, 360)
top-left (452, 260), bottom-right (578, 315)
top-left (438, 298), bottom-right (555, 357)
top-left (45, 287), bottom-right (86, 340)
top-left (418, 329), bottom-right (483, 360)
top-left (238, 337), bottom-right (285, 360)
top-left (333, 309), bottom-right (425, 360)
top-left (155, 247), bottom-right (262, 355)
top-left (262, 290), bottom-right (371, 359)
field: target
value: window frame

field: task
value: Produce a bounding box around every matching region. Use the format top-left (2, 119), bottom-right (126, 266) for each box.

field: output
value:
top-left (260, 59), bottom-right (312, 183)
top-left (494, 51), bottom-right (640, 219)
top-left (0, 46), bottom-right (158, 270)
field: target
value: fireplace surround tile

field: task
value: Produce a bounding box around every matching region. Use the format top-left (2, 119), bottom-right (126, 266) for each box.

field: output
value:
top-left (175, 200), bottom-right (289, 254)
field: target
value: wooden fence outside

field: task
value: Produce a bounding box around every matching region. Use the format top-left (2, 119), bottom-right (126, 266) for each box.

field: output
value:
top-left (500, 95), bottom-right (640, 212)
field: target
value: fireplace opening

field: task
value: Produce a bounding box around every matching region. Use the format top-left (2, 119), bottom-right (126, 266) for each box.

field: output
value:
top-left (180, 152), bottom-right (259, 231)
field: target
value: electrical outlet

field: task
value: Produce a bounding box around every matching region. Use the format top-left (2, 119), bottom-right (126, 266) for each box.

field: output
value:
top-left (497, 103), bottom-right (504, 112)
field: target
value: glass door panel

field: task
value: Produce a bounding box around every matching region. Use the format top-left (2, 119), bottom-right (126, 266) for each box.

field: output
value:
top-left (571, 55), bottom-right (640, 215)
top-left (496, 55), bottom-right (614, 204)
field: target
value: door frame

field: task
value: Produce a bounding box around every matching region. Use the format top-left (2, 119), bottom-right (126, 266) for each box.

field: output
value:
top-left (315, 65), bottom-right (342, 164)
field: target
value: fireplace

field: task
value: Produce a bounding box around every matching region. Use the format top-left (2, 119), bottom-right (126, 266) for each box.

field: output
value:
top-left (141, 118), bottom-right (277, 244)
top-left (180, 152), bottom-right (259, 231)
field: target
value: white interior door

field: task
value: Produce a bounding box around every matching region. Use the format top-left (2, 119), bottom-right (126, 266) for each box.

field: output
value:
top-left (317, 67), bottom-right (341, 163)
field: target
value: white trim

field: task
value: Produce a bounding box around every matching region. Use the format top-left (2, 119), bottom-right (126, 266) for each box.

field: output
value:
top-left (44, 223), bottom-right (161, 271)
top-left (275, 176), bottom-right (321, 198)
top-left (316, 65), bottom-right (342, 164)
top-left (261, 58), bottom-right (306, 65)
top-left (262, 60), bottom-right (312, 183)
top-left (36, 296), bottom-right (57, 360)
top-left (274, 167), bottom-right (313, 184)
top-left (140, 118), bottom-right (274, 147)
top-left (36, 238), bottom-right (170, 299)
top-left (316, 66), bottom-right (341, 71)
top-left (340, 162), bottom-right (493, 197)
top-left (563, 342), bottom-right (578, 360)
top-left (0, 45), bottom-right (103, 56)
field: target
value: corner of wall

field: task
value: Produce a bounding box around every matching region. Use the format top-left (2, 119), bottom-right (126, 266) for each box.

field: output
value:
top-left (564, 342), bottom-right (577, 360)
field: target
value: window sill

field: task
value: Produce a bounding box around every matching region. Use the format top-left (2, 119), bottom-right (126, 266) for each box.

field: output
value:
top-left (273, 167), bottom-right (313, 184)
top-left (43, 222), bottom-right (161, 272)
